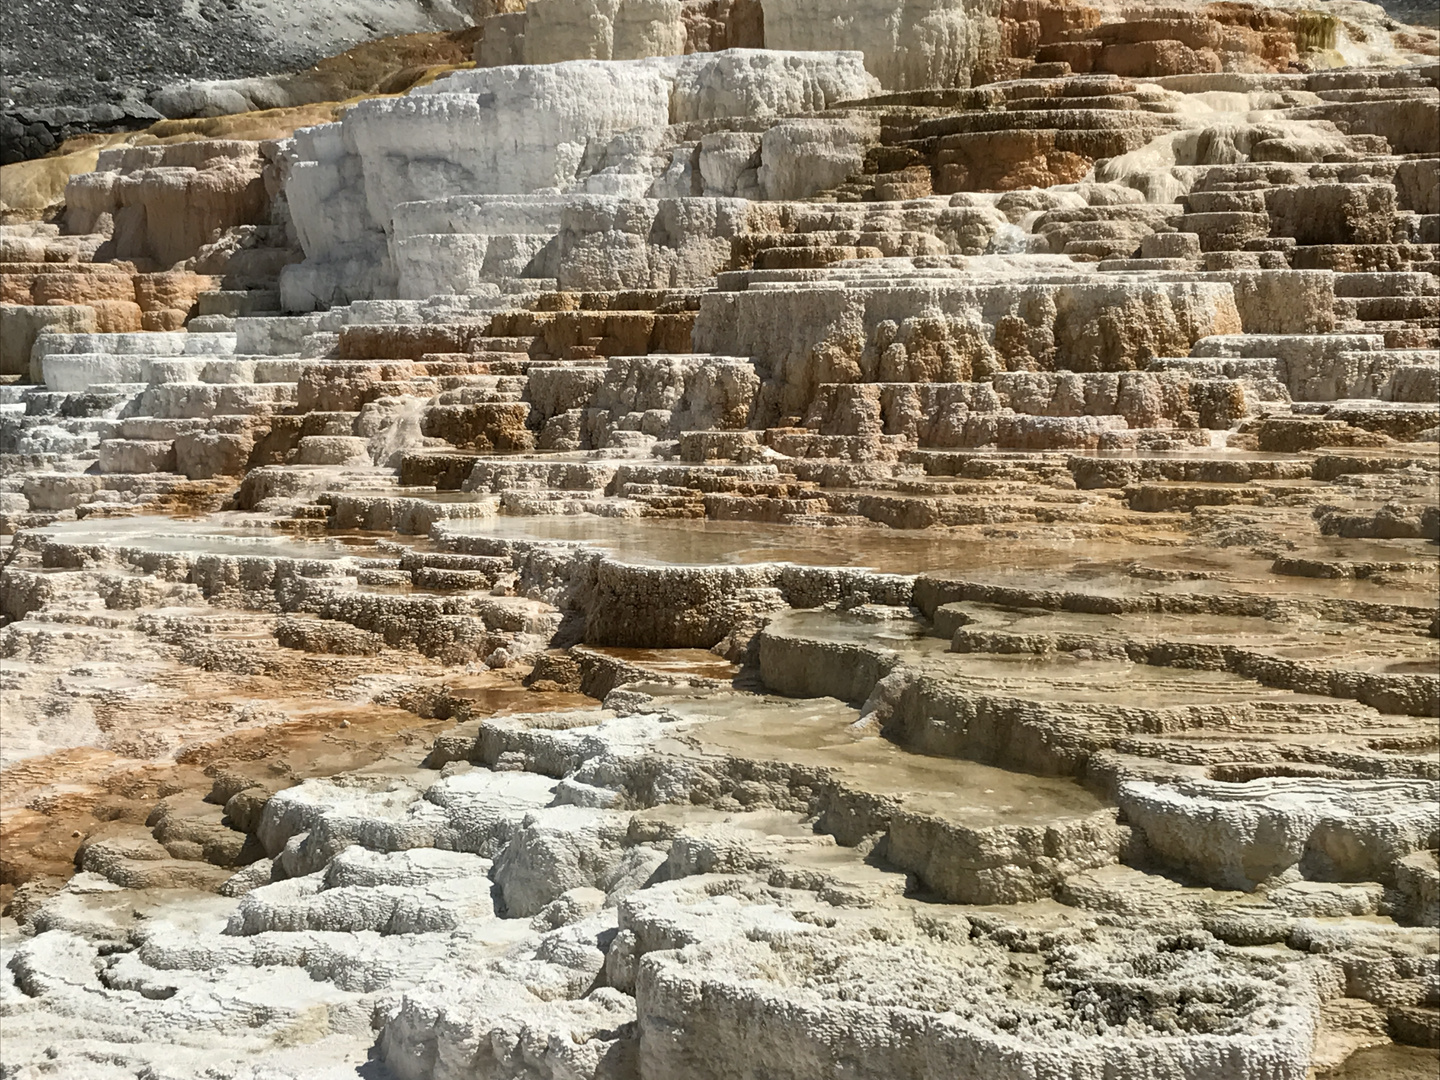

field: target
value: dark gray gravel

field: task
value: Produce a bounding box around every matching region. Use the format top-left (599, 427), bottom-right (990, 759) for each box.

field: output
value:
top-left (4, 0), bottom-right (322, 105)
top-left (0, 0), bottom-right (446, 163)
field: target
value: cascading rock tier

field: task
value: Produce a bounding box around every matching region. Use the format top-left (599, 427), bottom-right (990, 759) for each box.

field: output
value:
top-left (1, 5), bottom-right (1438, 1079)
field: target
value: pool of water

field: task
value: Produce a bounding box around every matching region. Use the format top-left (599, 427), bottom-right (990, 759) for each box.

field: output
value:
top-left (660, 691), bottom-right (1107, 825)
top-left (944, 603), bottom-right (1440, 674)
top-left (759, 608), bottom-right (1372, 712)
top-left (33, 516), bottom-right (359, 561)
top-left (439, 516), bottom-right (1191, 573)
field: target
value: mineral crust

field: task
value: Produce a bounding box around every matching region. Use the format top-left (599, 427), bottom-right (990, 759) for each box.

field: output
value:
top-left (1, 2), bottom-right (1437, 1078)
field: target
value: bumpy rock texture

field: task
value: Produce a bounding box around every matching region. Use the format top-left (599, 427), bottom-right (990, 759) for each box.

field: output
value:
top-left (2, 2), bottom-right (1439, 1079)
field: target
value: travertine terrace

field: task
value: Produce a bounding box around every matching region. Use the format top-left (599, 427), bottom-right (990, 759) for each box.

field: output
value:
top-left (1, 1), bottom-right (1438, 1077)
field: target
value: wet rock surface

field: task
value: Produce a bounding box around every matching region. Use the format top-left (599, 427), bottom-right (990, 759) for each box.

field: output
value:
top-left (1, 2), bottom-right (1439, 1078)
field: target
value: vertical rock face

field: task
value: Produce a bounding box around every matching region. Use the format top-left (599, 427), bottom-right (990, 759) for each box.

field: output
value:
top-left (521, 0), bottom-right (689, 62)
top-left (760, 0), bottom-right (1002, 91)
top-left (1, 5), bottom-right (1439, 1080)
top-left (63, 142), bottom-right (271, 268)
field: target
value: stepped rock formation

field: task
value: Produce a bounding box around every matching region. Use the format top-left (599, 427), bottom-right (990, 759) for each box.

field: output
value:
top-left (1, 1), bottom-right (1438, 1078)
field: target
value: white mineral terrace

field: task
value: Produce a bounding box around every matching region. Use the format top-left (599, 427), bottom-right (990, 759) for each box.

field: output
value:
top-left (1, 2), bottom-right (1438, 1078)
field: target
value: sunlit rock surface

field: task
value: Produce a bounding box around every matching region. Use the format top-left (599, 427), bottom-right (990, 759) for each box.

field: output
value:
top-left (1, 3), bottom-right (1438, 1078)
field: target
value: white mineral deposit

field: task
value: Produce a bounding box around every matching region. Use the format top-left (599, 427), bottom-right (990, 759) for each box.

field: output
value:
top-left (1, 1), bottom-right (1437, 1077)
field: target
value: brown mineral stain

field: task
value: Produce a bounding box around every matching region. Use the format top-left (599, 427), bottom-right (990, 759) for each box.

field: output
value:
top-left (1318, 1044), bottom-right (1440, 1080)
top-left (0, 659), bottom-right (585, 914)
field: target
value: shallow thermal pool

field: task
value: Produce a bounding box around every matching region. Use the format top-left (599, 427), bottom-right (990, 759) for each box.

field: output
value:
top-left (33, 517), bottom-right (360, 561)
top-left (438, 515), bottom-right (1179, 573)
top-left (658, 691), bottom-right (1108, 825)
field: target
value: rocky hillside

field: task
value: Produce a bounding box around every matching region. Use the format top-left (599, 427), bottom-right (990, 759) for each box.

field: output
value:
top-left (0, 0), bottom-right (473, 162)
top-left (1, 1), bottom-right (1438, 1078)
